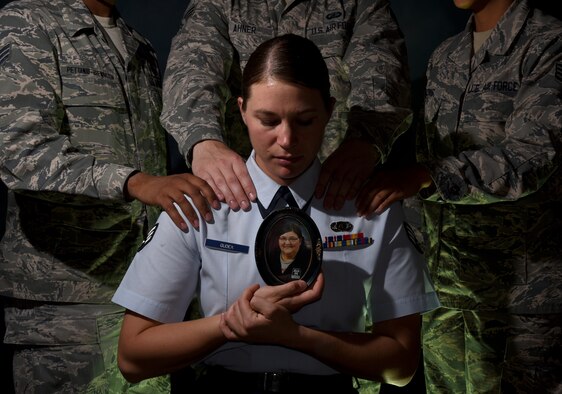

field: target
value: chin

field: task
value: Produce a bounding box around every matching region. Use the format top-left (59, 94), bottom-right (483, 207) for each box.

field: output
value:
top-left (278, 171), bottom-right (300, 183)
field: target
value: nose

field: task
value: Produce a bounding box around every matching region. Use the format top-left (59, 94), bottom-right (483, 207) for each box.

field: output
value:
top-left (277, 121), bottom-right (297, 149)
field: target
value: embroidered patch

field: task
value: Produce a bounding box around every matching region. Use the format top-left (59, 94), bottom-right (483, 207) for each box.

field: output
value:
top-left (137, 223), bottom-right (158, 252)
top-left (330, 221), bottom-right (353, 232)
top-left (0, 44), bottom-right (11, 67)
top-left (404, 222), bottom-right (424, 255)
top-left (556, 62), bottom-right (562, 83)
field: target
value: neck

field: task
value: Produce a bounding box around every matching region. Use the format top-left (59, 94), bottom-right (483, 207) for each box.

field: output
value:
top-left (472, 0), bottom-right (514, 32)
top-left (82, 0), bottom-right (116, 17)
top-left (281, 253), bottom-right (296, 261)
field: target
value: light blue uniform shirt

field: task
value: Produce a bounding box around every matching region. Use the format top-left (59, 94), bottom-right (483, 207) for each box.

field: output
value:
top-left (113, 151), bottom-right (439, 374)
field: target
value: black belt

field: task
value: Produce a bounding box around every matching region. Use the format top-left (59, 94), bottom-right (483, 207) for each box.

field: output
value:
top-left (195, 365), bottom-right (357, 393)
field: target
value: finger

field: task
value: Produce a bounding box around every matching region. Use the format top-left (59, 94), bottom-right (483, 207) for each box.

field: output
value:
top-left (355, 185), bottom-right (376, 217)
top-left (330, 175), bottom-right (354, 211)
top-left (220, 174), bottom-right (248, 212)
top-left (322, 172), bottom-right (344, 210)
top-left (202, 174), bottom-right (224, 202)
top-left (249, 294), bottom-right (277, 319)
top-left (223, 300), bottom-right (245, 337)
top-left (374, 191), bottom-right (404, 215)
top-left (175, 196), bottom-right (204, 228)
top-left (307, 272), bottom-right (325, 298)
top-left (281, 276), bottom-right (324, 310)
top-left (314, 164), bottom-right (332, 199)
top-left (192, 176), bottom-right (221, 210)
top-left (345, 171), bottom-right (370, 201)
top-left (179, 182), bottom-right (215, 223)
top-left (232, 159), bottom-right (257, 206)
top-left (235, 284), bottom-right (261, 331)
top-left (160, 198), bottom-right (191, 231)
top-left (255, 280), bottom-right (307, 304)
top-left (367, 190), bottom-right (392, 217)
top-left (243, 283), bottom-right (261, 299)
top-left (213, 170), bottom-right (241, 211)
top-left (220, 312), bottom-right (238, 340)
top-left (355, 176), bottom-right (385, 217)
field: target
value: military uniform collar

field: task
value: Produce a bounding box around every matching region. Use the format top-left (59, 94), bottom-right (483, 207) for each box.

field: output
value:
top-left (448, 0), bottom-right (530, 68)
top-left (247, 150), bottom-right (319, 211)
top-left (486, 0), bottom-right (530, 57)
top-left (60, 0), bottom-right (147, 62)
top-left (60, 0), bottom-right (98, 36)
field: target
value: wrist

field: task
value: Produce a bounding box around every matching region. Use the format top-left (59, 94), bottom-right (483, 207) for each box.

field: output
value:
top-left (123, 170), bottom-right (141, 201)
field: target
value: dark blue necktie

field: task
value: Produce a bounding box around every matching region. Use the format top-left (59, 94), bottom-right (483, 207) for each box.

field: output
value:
top-left (257, 186), bottom-right (298, 218)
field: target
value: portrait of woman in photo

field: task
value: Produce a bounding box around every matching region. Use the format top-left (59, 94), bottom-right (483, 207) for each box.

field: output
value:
top-left (268, 221), bottom-right (312, 283)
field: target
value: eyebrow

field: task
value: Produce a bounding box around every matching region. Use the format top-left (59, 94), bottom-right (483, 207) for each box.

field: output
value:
top-left (254, 108), bottom-right (318, 116)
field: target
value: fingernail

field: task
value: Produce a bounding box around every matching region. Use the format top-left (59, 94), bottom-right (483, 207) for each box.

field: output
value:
top-left (249, 192), bottom-right (256, 201)
top-left (205, 212), bottom-right (213, 222)
top-left (240, 200), bottom-right (249, 211)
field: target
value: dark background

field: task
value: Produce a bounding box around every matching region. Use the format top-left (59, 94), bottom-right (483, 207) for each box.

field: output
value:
top-left (1, 2), bottom-right (559, 393)
top-left (0, 0), bottom-right (470, 240)
top-left (0, 4), bottom-right (467, 391)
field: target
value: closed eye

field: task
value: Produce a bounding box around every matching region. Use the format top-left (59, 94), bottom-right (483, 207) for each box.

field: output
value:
top-left (258, 116), bottom-right (280, 127)
top-left (296, 117), bottom-right (315, 126)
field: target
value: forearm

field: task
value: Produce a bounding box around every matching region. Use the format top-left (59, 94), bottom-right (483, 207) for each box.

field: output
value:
top-left (345, 0), bottom-right (412, 161)
top-left (118, 313), bottom-right (226, 383)
top-left (161, 0), bottom-right (232, 162)
top-left (290, 327), bottom-right (418, 385)
top-left (0, 12), bottom-right (134, 200)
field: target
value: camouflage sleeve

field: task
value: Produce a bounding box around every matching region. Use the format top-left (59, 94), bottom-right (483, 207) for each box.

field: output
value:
top-left (344, 0), bottom-right (413, 163)
top-left (0, 8), bottom-right (133, 200)
top-left (423, 34), bottom-right (562, 204)
top-left (160, 0), bottom-right (233, 164)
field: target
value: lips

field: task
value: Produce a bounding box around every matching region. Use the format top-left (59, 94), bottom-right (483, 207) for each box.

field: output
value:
top-left (275, 155), bottom-right (301, 165)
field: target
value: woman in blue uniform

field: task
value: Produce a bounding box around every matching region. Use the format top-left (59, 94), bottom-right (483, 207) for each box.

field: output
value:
top-left (112, 34), bottom-right (439, 393)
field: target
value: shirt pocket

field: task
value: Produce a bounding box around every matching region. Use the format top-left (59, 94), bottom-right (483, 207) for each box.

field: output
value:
top-left (60, 63), bottom-right (125, 107)
top-left (450, 204), bottom-right (527, 287)
top-left (59, 63), bottom-right (130, 162)
top-left (460, 91), bottom-right (512, 146)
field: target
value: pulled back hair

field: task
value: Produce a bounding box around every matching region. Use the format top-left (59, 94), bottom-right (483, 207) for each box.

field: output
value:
top-left (241, 34), bottom-right (331, 110)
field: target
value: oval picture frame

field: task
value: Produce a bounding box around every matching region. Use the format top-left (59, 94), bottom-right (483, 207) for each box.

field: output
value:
top-left (255, 207), bottom-right (322, 286)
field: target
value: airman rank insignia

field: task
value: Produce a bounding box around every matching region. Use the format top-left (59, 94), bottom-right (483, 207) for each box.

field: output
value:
top-left (138, 223), bottom-right (158, 252)
top-left (323, 232), bottom-right (373, 250)
top-left (403, 222), bottom-right (424, 255)
top-left (0, 44), bottom-right (10, 67)
top-left (330, 221), bottom-right (353, 232)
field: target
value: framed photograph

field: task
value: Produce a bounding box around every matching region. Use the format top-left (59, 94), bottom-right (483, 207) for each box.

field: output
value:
top-left (255, 207), bottom-right (322, 286)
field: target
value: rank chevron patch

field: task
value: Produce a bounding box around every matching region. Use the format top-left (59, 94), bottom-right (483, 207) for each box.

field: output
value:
top-left (0, 44), bottom-right (11, 66)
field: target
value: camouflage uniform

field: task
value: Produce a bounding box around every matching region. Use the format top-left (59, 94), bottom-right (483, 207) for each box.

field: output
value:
top-left (0, 0), bottom-right (169, 392)
top-left (161, 0), bottom-right (412, 163)
top-left (419, 0), bottom-right (562, 392)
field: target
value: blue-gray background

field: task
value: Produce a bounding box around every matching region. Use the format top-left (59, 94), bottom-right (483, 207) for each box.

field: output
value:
top-left (0, 0), bottom-right (471, 239)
